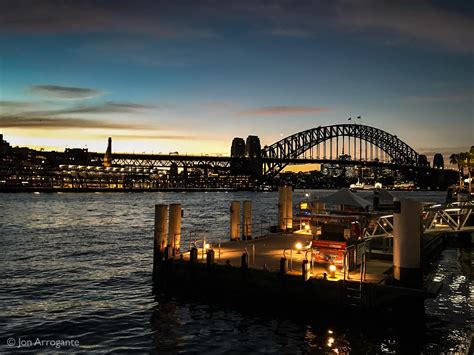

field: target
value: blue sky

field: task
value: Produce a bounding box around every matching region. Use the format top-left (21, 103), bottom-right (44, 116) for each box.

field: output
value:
top-left (0, 0), bottom-right (472, 160)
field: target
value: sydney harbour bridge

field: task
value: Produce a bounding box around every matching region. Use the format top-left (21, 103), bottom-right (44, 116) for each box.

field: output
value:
top-left (2, 123), bottom-right (451, 191)
top-left (93, 124), bottom-right (432, 178)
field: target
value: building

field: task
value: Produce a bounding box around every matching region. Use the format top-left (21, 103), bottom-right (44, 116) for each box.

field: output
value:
top-left (245, 135), bottom-right (261, 158)
top-left (231, 137), bottom-right (246, 158)
top-left (433, 153), bottom-right (444, 169)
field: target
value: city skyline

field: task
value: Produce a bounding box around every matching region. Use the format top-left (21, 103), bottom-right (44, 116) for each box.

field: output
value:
top-left (0, 1), bottom-right (472, 160)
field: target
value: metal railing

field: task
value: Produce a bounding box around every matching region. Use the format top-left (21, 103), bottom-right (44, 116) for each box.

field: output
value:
top-left (364, 201), bottom-right (474, 237)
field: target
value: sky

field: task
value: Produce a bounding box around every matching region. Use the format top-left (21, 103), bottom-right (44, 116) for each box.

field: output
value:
top-left (0, 0), bottom-right (472, 162)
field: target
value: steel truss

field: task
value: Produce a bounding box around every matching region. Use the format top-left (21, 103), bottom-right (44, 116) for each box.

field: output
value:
top-left (89, 153), bottom-right (237, 170)
top-left (261, 124), bottom-right (420, 177)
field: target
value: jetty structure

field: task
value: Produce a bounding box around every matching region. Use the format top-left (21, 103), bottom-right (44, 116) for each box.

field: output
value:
top-left (152, 188), bottom-right (473, 317)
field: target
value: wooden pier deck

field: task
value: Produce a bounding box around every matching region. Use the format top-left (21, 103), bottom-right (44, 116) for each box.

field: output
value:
top-left (154, 231), bottom-right (451, 315)
top-left (181, 232), bottom-right (392, 283)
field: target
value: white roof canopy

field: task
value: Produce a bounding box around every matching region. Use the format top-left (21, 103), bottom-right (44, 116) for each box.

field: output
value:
top-left (320, 188), bottom-right (372, 208)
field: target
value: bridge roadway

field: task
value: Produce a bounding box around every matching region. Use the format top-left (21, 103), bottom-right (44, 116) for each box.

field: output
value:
top-left (88, 152), bottom-right (433, 173)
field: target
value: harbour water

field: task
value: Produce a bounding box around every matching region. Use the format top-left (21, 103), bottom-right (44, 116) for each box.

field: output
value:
top-left (0, 191), bottom-right (472, 353)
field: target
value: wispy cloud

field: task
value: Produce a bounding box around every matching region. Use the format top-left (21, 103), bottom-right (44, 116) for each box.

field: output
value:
top-left (0, 96), bottom-right (156, 130)
top-left (98, 134), bottom-right (197, 141)
top-left (335, 0), bottom-right (474, 53)
top-left (1, 1), bottom-right (472, 52)
top-left (410, 93), bottom-right (474, 102)
top-left (264, 28), bottom-right (314, 38)
top-left (0, 116), bottom-right (147, 130)
top-left (0, 0), bottom-right (214, 38)
top-left (1, 1), bottom-right (471, 52)
top-left (9, 102), bottom-right (154, 118)
top-left (29, 85), bottom-right (103, 100)
top-left (0, 100), bottom-right (37, 108)
top-left (237, 106), bottom-right (329, 116)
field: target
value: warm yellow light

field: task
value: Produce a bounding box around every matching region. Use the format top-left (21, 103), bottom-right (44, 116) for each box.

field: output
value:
top-left (295, 242), bottom-right (302, 250)
top-left (302, 222), bottom-right (306, 226)
top-left (300, 202), bottom-right (308, 210)
top-left (329, 265), bottom-right (336, 272)
top-left (304, 224), bottom-right (310, 231)
top-left (327, 337), bottom-right (334, 347)
top-left (204, 243), bottom-right (210, 251)
top-left (329, 264), bottom-right (336, 278)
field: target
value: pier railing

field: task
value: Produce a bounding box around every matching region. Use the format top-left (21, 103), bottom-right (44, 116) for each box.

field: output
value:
top-left (364, 201), bottom-right (473, 238)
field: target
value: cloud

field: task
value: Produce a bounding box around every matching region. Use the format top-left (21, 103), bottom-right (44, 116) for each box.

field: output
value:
top-left (0, 100), bottom-right (41, 113)
top-left (0, 0), bottom-right (214, 38)
top-left (264, 28), bottom-right (314, 38)
top-left (0, 116), bottom-right (147, 130)
top-left (237, 106), bottom-right (329, 116)
top-left (29, 85), bottom-right (103, 100)
top-left (418, 146), bottom-right (472, 157)
top-left (10, 102), bottom-right (154, 118)
top-left (1, 1), bottom-right (471, 52)
top-left (98, 134), bottom-right (197, 141)
top-left (0, 99), bottom-right (156, 130)
top-left (335, 0), bottom-right (474, 53)
top-left (410, 93), bottom-right (474, 102)
top-left (0, 100), bottom-right (37, 108)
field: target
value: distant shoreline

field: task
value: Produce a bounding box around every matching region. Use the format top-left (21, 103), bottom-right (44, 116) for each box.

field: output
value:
top-left (0, 187), bottom-right (445, 193)
top-left (0, 187), bottom-right (244, 193)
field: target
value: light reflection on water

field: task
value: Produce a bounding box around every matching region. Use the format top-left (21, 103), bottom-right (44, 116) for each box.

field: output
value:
top-left (0, 190), bottom-right (471, 353)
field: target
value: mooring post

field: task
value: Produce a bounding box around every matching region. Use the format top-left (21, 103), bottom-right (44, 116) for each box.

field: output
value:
top-left (302, 260), bottom-right (310, 281)
top-left (164, 245), bottom-right (172, 261)
top-left (279, 257), bottom-right (288, 274)
top-left (230, 201), bottom-right (240, 241)
top-left (241, 252), bottom-right (249, 270)
top-left (252, 244), bottom-right (255, 266)
top-left (153, 204), bottom-right (168, 272)
top-left (168, 203), bottom-right (182, 256)
top-left (285, 186), bottom-right (293, 231)
top-left (243, 200), bottom-right (252, 240)
top-left (206, 249), bottom-right (215, 267)
top-left (190, 247), bottom-right (198, 264)
top-left (278, 186), bottom-right (287, 232)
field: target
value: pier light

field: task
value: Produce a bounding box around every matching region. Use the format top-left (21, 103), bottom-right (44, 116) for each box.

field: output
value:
top-left (329, 264), bottom-right (336, 278)
top-left (295, 242), bottom-right (303, 253)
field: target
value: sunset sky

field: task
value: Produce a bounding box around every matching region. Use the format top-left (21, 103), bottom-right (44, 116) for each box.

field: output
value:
top-left (0, 0), bottom-right (472, 160)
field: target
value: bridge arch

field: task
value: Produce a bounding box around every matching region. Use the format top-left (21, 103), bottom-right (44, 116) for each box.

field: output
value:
top-left (261, 124), bottom-right (420, 176)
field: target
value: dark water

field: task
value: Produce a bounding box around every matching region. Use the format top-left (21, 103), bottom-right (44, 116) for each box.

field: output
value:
top-left (0, 191), bottom-right (472, 353)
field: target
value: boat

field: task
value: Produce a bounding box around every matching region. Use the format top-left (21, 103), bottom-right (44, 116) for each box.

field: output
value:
top-left (349, 179), bottom-right (365, 191)
top-left (350, 179), bottom-right (383, 191)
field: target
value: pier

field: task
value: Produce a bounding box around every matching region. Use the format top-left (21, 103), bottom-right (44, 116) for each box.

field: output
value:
top-left (151, 189), bottom-right (471, 317)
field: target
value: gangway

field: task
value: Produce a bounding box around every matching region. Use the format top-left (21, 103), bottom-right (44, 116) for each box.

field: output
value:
top-left (364, 201), bottom-right (474, 238)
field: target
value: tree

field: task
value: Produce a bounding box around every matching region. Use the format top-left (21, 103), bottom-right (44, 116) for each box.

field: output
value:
top-left (450, 152), bottom-right (469, 187)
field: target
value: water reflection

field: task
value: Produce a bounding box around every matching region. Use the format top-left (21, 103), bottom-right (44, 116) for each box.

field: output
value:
top-left (0, 191), bottom-right (471, 353)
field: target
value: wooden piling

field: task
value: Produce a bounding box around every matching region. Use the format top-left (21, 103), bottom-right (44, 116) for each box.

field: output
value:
top-left (168, 203), bottom-right (182, 255)
top-left (154, 204), bottom-right (168, 271)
